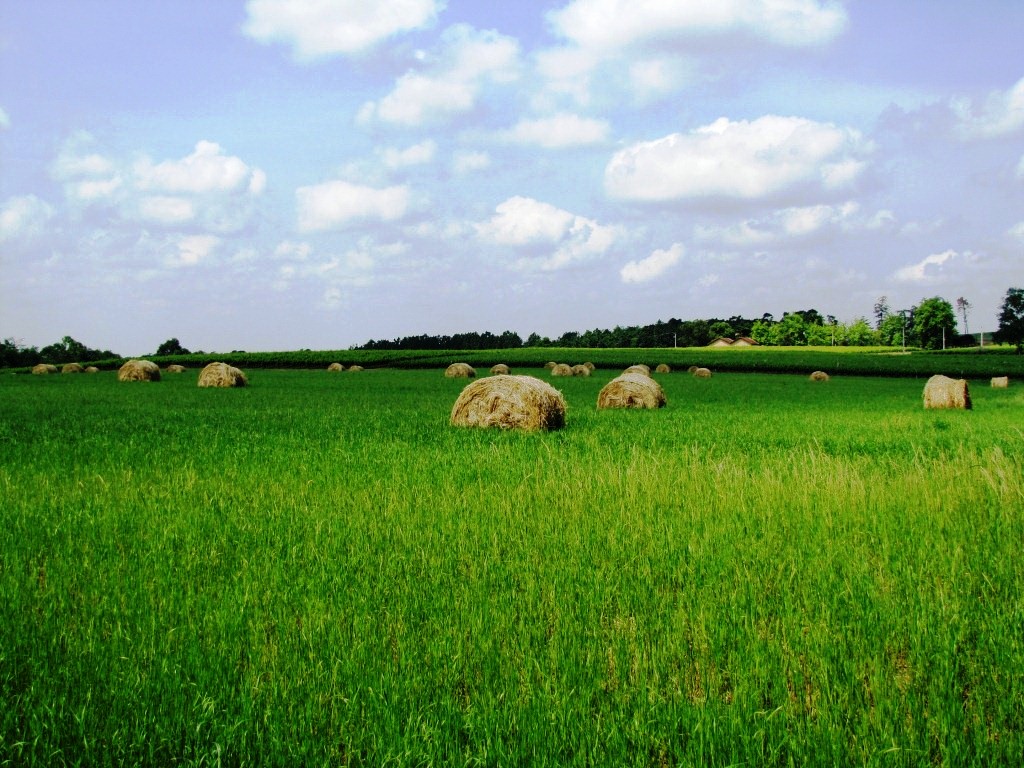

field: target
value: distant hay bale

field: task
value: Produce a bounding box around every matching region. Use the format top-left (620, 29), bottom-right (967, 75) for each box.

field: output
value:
top-left (571, 364), bottom-right (591, 376)
top-left (347, 365), bottom-right (364, 372)
top-left (445, 362), bottom-right (476, 378)
top-left (991, 376), bottom-right (1009, 388)
top-left (583, 362), bottom-right (595, 372)
top-left (809, 370), bottom-right (830, 382)
top-left (551, 363), bottom-right (574, 377)
top-left (624, 364), bottom-right (651, 376)
top-left (450, 375), bottom-right (567, 431)
top-left (687, 365), bottom-right (699, 374)
top-left (327, 362), bottom-right (344, 372)
top-left (923, 374), bottom-right (971, 410)
top-left (544, 361), bottom-right (558, 370)
top-left (85, 366), bottom-right (99, 374)
top-left (166, 364), bottom-right (186, 373)
top-left (32, 364), bottom-right (57, 375)
top-left (693, 367), bottom-right (712, 379)
top-left (490, 363), bottom-right (510, 375)
top-left (655, 364), bottom-right (671, 373)
top-left (597, 372), bottom-right (666, 409)
top-left (118, 359), bottom-right (161, 382)
top-left (197, 362), bottom-right (247, 388)
top-left (61, 363), bottom-right (83, 374)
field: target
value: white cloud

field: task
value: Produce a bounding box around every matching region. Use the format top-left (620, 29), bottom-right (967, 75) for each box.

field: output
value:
top-left (379, 140), bottom-right (437, 169)
top-left (169, 234), bottom-right (220, 267)
top-left (696, 202), bottom-right (863, 245)
top-left (893, 249), bottom-right (976, 283)
top-left (0, 107), bottom-right (10, 129)
top-left (477, 195), bottom-right (617, 270)
top-left (953, 75), bottom-right (1024, 139)
top-left (243, 0), bottom-right (443, 60)
top-left (499, 113), bottom-right (610, 148)
top-left (0, 195), bottom-right (55, 243)
top-left (605, 115), bottom-right (869, 202)
top-left (136, 196), bottom-right (196, 226)
top-left (359, 25), bottom-right (519, 126)
top-left (547, 0), bottom-right (848, 51)
top-left (620, 243), bottom-right (684, 283)
top-left (1008, 222), bottom-right (1024, 242)
top-left (134, 140), bottom-right (266, 196)
top-left (296, 180), bottom-right (410, 232)
top-left (452, 150), bottom-right (491, 174)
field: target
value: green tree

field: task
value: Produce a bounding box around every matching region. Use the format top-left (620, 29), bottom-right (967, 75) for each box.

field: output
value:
top-left (708, 321), bottom-right (734, 339)
top-left (873, 295), bottom-right (890, 329)
top-left (913, 297), bottom-right (956, 350)
top-left (156, 337), bottom-right (191, 356)
top-left (995, 287), bottom-right (1024, 352)
top-left (878, 313), bottom-right (910, 348)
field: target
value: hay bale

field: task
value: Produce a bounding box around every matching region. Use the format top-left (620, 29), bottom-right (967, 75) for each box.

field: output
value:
top-left (347, 365), bottom-right (364, 372)
top-left (166, 364), bottom-right (186, 373)
top-left (687, 365), bottom-right (699, 374)
top-left (551, 363), bottom-right (574, 377)
top-left (597, 372), bottom-right (666, 409)
top-left (583, 362), bottom-right (595, 372)
top-left (85, 366), bottom-right (99, 374)
top-left (327, 362), bottom-right (344, 372)
top-left (490, 363), bottom-right (510, 375)
top-left (624, 364), bottom-right (651, 376)
top-left (809, 370), bottom-right (830, 382)
top-left (450, 375), bottom-right (567, 431)
top-left (445, 362), bottom-right (476, 378)
top-left (991, 376), bottom-right (1009, 388)
top-left (655, 364), bottom-right (671, 374)
top-left (923, 374), bottom-right (971, 410)
top-left (61, 363), bottom-right (84, 374)
top-left (544, 361), bottom-right (558, 370)
top-left (31, 364), bottom-right (57, 375)
top-left (197, 362), bottom-right (247, 388)
top-left (693, 367), bottom-right (712, 379)
top-left (118, 359), bottom-right (161, 382)
top-left (571, 364), bottom-right (591, 376)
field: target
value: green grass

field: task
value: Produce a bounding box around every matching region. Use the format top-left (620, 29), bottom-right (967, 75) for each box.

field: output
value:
top-left (1, 368), bottom-right (1022, 766)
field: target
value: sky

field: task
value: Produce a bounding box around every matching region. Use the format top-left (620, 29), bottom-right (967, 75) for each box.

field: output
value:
top-left (1, 0), bottom-right (1022, 355)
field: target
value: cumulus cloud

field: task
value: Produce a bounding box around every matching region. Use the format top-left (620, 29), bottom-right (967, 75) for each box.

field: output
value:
top-left (134, 140), bottom-right (266, 196)
top-left (452, 150), bottom-right (491, 174)
top-left (296, 180), bottom-right (410, 232)
top-left (379, 140), bottom-right (437, 170)
top-left (547, 0), bottom-right (848, 51)
top-left (0, 195), bottom-right (55, 243)
top-left (499, 113), bottom-right (610, 148)
top-left (893, 249), bottom-right (977, 283)
top-left (243, 0), bottom-right (443, 60)
top-left (359, 25), bottom-right (519, 126)
top-left (0, 107), bottom-right (10, 129)
top-left (953, 75), bottom-right (1024, 139)
top-left (1008, 222), bottom-right (1024, 242)
top-left (620, 242), bottom-right (684, 283)
top-left (169, 234), bottom-right (221, 267)
top-left (696, 202), bottom-right (865, 245)
top-left (605, 115), bottom-right (869, 203)
top-left (476, 195), bottom-right (617, 270)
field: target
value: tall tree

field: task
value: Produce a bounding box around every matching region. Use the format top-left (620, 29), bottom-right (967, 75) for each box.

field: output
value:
top-left (995, 287), bottom-right (1024, 353)
top-left (955, 297), bottom-right (971, 335)
top-left (873, 295), bottom-right (891, 329)
top-left (913, 297), bottom-right (956, 350)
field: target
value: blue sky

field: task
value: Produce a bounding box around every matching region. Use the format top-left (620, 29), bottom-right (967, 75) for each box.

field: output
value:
top-left (1, 0), bottom-right (1022, 354)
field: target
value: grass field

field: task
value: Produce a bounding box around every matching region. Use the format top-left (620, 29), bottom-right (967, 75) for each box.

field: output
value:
top-left (1, 367), bottom-right (1022, 766)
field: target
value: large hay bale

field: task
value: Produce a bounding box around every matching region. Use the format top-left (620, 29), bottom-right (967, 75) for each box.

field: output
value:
top-left (166, 364), bottom-right (186, 373)
top-left (571, 364), bottom-right (591, 376)
top-left (624, 364), bottom-right (651, 376)
top-left (445, 362), bottom-right (476, 378)
top-left (583, 362), bottom-right (595, 372)
top-left (62, 363), bottom-right (84, 374)
top-left (490, 363), bottom-right (510, 376)
top-left (551, 363), bottom-right (574, 377)
top-left (597, 372), bottom-right (666, 409)
top-left (85, 366), bottom-right (99, 374)
top-left (655, 364), bottom-right (671, 374)
top-left (923, 374), bottom-right (971, 410)
top-left (809, 370), bottom-right (830, 382)
top-left (991, 376), bottom-right (1009, 388)
top-left (450, 375), bottom-right (567, 431)
top-left (32, 364), bottom-right (57, 375)
top-left (687, 365), bottom-right (699, 374)
top-left (197, 362), bottom-right (247, 388)
top-left (327, 362), bottom-right (344, 372)
top-left (118, 359), bottom-right (161, 382)
top-left (347, 365), bottom-right (364, 372)
top-left (544, 361), bottom-right (558, 370)
top-left (693, 367), bottom-right (712, 379)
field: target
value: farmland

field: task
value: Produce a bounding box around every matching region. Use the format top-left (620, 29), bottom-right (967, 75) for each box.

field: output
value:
top-left (1, 365), bottom-right (1022, 766)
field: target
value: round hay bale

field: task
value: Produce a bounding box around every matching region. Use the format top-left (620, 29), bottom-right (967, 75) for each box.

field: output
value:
top-left (544, 361), bottom-right (558, 370)
top-left (693, 367), bottom-right (712, 379)
top-left (197, 362), bottom-right (247, 388)
top-left (450, 375), bottom-right (567, 431)
top-left (85, 366), bottom-right (99, 374)
top-left (583, 362), bottom-right (595, 372)
top-left (118, 359), bottom-right (161, 382)
top-left (550, 363), bottom-right (574, 377)
top-left (597, 372), bottom-right (666, 409)
top-left (923, 374), bottom-right (971, 410)
top-left (32, 364), bottom-right (57, 375)
top-left (166, 364), bottom-right (186, 373)
top-left (809, 370), bottom-right (830, 382)
top-left (624, 364), bottom-right (651, 376)
top-left (445, 362), bottom-right (476, 378)
top-left (490, 363), bottom-right (511, 376)
top-left (62, 363), bottom-right (84, 374)
top-left (687, 365), bottom-right (699, 374)
top-left (991, 376), bottom-right (1009, 388)
top-left (347, 365), bottom-right (364, 372)
top-left (327, 362), bottom-right (344, 372)
top-left (571, 364), bottom-right (591, 376)
top-left (655, 363), bottom-right (671, 374)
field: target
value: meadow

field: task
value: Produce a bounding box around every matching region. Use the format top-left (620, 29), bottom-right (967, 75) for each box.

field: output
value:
top-left (1, 366), bottom-right (1022, 766)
